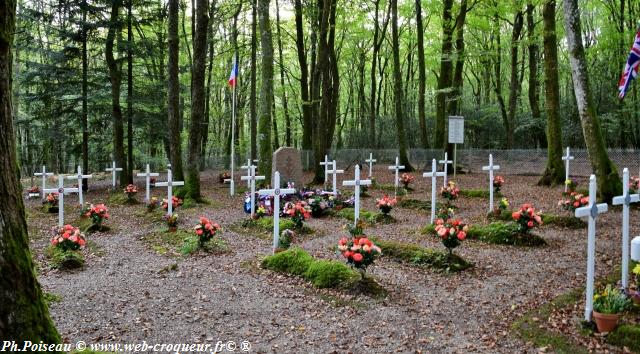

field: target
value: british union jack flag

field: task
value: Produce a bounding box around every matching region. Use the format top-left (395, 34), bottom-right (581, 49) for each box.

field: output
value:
top-left (618, 30), bottom-right (640, 100)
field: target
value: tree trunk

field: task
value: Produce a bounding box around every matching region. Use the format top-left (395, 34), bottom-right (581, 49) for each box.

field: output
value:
top-left (448, 0), bottom-right (468, 116)
top-left (415, 0), bottom-right (428, 148)
top-left (526, 2), bottom-right (541, 120)
top-left (126, 0), bottom-right (134, 184)
top-left (258, 0), bottom-right (274, 181)
top-left (186, 0), bottom-right (209, 199)
top-left (168, 0), bottom-right (184, 180)
top-left (294, 0), bottom-right (312, 151)
top-left (81, 0), bottom-right (89, 190)
top-left (434, 0), bottom-right (454, 150)
top-left (506, 10), bottom-right (524, 149)
top-left (493, 13), bottom-right (509, 149)
top-left (562, 0), bottom-right (621, 201)
top-left (106, 0), bottom-right (127, 187)
top-left (0, 0), bottom-right (61, 343)
top-left (390, 0), bottom-right (413, 171)
top-left (250, 0), bottom-right (258, 160)
top-left (202, 1), bottom-right (216, 168)
top-left (275, 0), bottom-right (292, 147)
top-left (538, 0), bottom-right (565, 186)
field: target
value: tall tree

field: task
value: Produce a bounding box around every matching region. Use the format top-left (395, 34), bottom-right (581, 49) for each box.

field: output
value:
top-left (563, 0), bottom-right (621, 200)
top-left (434, 0), bottom-right (454, 150)
top-left (258, 0), bottom-right (274, 180)
top-left (250, 0), bottom-right (258, 159)
top-left (390, 0), bottom-right (413, 170)
top-left (105, 0), bottom-right (127, 187)
top-left (81, 0), bottom-right (89, 189)
top-left (0, 0), bottom-right (61, 343)
top-left (275, 0), bottom-right (292, 146)
top-left (293, 0), bottom-right (312, 151)
top-left (126, 0), bottom-right (134, 183)
top-left (448, 0), bottom-right (469, 116)
top-left (186, 0), bottom-right (209, 199)
top-left (506, 8), bottom-right (524, 149)
top-left (415, 0), bottom-right (428, 148)
top-left (369, 0), bottom-right (389, 148)
top-left (168, 0), bottom-right (184, 180)
top-left (526, 1), bottom-right (541, 122)
top-left (538, 0), bottom-right (565, 185)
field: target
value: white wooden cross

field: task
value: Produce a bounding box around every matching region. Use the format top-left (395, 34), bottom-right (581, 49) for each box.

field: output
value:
top-left (319, 154), bottom-right (331, 189)
top-left (241, 165), bottom-right (265, 218)
top-left (136, 164), bottom-right (159, 202)
top-left (423, 159), bottom-right (445, 224)
top-left (34, 165), bottom-right (54, 199)
top-left (575, 174), bottom-right (608, 322)
top-left (342, 165), bottom-right (372, 226)
top-left (44, 175), bottom-right (79, 227)
top-left (612, 168), bottom-right (639, 289)
top-left (327, 160), bottom-right (344, 195)
top-left (156, 169), bottom-right (184, 216)
top-left (438, 152), bottom-right (453, 186)
top-left (67, 165), bottom-right (92, 206)
top-left (388, 156), bottom-right (405, 196)
top-left (240, 159), bottom-right (254, 188)
top-left (482, 154), bottom-right (501, 212)
top-left (365, 152), bottom-right (376, 179)
top-left (258, 171), bottom-right (296, 253)
top-left (105, 161), bottom-right (123, 189)
top-left (562, 147), bottom-right (575, 192)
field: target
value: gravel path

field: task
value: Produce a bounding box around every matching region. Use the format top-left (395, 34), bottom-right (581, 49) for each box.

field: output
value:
top-left (25, 168), bottom-right (633, 353)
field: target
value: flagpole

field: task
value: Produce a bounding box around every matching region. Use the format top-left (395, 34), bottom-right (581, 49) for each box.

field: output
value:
top-left (230, 59), bottom-right (236, 196)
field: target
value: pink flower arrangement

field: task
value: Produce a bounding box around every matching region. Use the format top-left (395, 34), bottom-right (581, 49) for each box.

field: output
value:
top-left (630, 176), bottom-right (640, 193)
top-left (194, 216), bottom-right (221, 246)
top-left (284, 201), bottom-right (311, 229)
top-left (338, 236), bottom-right (382, 271)
top-left (50, 224), bottom-right (86, 251)
top-left (400, 173), bottom-right (415, 189)
top-left (434, 218), bottom-right (468, 254)
top-left (28, 186), bottom-right (41, 194)
top-left (45, 192), bottom-right (59, 206)
top-left (441, 181), bottom-right (460, 201)
top-left (83, 203), bottom-right (110, 226)
top-left (512, 203), bottom-right (543, 233)
top-left (375, 195), bottom-right (397, 214)
top-left (162, 196), bottom-right (183, 210)
top-left (124, 184), bottom-right (138, 200)
top-left (493, 175), bottom-right (505, 193)
top-left (558, 191), bottom-right (589, 212)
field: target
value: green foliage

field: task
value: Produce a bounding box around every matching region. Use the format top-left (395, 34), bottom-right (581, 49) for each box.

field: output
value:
top-left (335, 208), bottom-right (393, 224)
top-left (607, 324), bottom-right (640, 352)
top-left (107, 192), bottom-right (130, 206)
top-left (398, 198), bottom-right (435, 211)
top-left (373, 184), bottom-right (408, 196)
top-left (180, 235), bottom-right (228, 256)
top-left (425, 222), bottom-right (546, 246)
top-left (143, 229), bottom-right (195, 256)
top-left (304, 260), bottom-right (359, 288)
top-left (261, 248), bottom-right (314, 276)
top-left (373, 238), bottom-right (472, 272)
top-left (540, 214), bottom-right (586, 229)
top-left (593, 285), bottom-right (631, 314)
top-left (46, 246), bottom-right (84, 269)
top-left (43, 292), bottom-right (63, 305)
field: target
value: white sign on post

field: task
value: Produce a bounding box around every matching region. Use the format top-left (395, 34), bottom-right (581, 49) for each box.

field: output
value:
top-left (448, 116), bottom-right (464, 144)
top-left (575, 175), bottom-right (608, 322)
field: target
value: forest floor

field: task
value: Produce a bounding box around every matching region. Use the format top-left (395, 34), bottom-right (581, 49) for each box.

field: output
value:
top-left (23, 166), bottom-right (638, 353)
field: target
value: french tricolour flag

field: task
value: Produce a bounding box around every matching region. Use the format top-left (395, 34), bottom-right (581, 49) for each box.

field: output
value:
top-left (228, 60), bottom-right (238, 88)
top-left (618, 30), bottom-right (640, 100)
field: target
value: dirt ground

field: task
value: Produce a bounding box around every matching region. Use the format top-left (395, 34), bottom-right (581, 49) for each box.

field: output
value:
top-left (23, 166), bottom-right (636, 353)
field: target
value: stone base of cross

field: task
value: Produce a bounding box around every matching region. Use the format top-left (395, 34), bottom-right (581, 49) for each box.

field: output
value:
top-left (423, 159), bottom-right (445, 224)
top-left (67, 165), bottom-right (92, 206)
top-left (575, 174), bottom-right (608, 322)
top-left (156, 169), bottom-right (184, 216)
top-left (44, 175), bottom-right (79, 227)
top-left (342, 165), bottom-right (371, 226)
top-left (258, 172), bottom-right (295, 253)
top-left (34, 165), bottom-right (54, 200)
top-left (612, 168), bottom-right (640, 289)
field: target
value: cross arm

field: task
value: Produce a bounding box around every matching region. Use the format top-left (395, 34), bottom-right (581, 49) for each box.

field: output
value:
top-left (575, 203), bottom-right (608, 218)
top-left (612, 193), bottom-right (640, 205)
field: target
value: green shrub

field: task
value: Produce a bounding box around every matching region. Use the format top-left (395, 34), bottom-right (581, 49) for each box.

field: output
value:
top-left (373, 238), bottom-right (472, 272)
top-left (466, 222), bottom-right (546, 246)
top-left (261, 248), bottom-right (314, 276)
top-left (180, 235), bottom-right (228, 255)
top-left (607, 324), bottom-right (640, 352)
top-left (304, 260), bottom-right (359, 288)
top-left (540, 214), bottom-right (586, 229)
top-left (46, 246), bottom-right (84, 269)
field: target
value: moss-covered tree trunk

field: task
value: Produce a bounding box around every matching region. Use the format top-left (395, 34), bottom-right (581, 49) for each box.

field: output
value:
top-left (562, 0), bottom-right (621, 201)
top-left (186, 0), bottom-right (209, 200)
top-left (168, 0), bottom-right (184, 181)
top-left (538, 0), bottom-right (565, 186)
top-left (390, 0), bottom-right (413, 171)
top-left (415, 0), bottom-right (428, 149)
top-left (258, 0), bottom-right (274, 182)
top-left (0, 0), bottom-right (61, 343)
top-left (434, 0), bottom-right (454, 150)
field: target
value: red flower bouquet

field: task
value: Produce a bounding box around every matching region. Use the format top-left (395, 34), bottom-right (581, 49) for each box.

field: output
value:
top-left (284, 201), bottom-right (311, 229)
top-left (493, 175), bottom-right (505, 193)
top-left (194, 216), bottom-right (221, 247)
top-left (400, 173), bottom-right (415, 189)
top-left (45, 192), bottom-right (59, 207)
top-left (558, 191), bottom-right (589, 212)
top-left (162, 196), bottom-right (183, 210)
top-left (338, 236), bottom-right (382, 271)
top-left (124, 184), bottom-right (138, 200)
top-left (512, 203), bottom-right (543, 233)
top-left (50, 224), bottom-right (86, 251)
top-left (441, 181), bottom-right (460, 201)
top-left (376, 194), bottom-right (397, 215)
top-left (28, 185), bottom-right (41, 194)
top-left (83, 203), bottom-right (110, 226)
top-left (434, 218), bottom-right (467, 254)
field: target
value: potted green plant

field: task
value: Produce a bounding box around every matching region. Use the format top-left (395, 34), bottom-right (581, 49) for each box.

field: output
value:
top-left (592, 285), bottom-right (631, 332)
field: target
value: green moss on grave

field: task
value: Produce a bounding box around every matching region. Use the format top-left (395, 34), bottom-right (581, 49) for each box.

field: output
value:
top-left (335, 208), bottom-right (395, 224)
top-left (372, 238), bottom-right (472, 272)
top-left (237, 217), bottom-right (314, 237)
top-left (423, 222), bottom-right (546, 246)
top-left (398, 198), bottom-right (437, 211)
top-left (304, 260), bottom-right (360, 288)
top-left (179, 235), bottom-right (229, 256)
top-left (488, 209), bottom-right (586, 229)
top-left (141, 229), bottom-right (194, 256)
top-left (607, 324), bottom-right (640, 352)
top-left (262, 247), bottom-right (315, 276)
top-left (46, 246), bottom-right (84, 270)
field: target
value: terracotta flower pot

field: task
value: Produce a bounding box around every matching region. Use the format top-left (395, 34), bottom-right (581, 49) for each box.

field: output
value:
top-left (631, 290), bottom-right (640, 305)
top-left (592, 311), bottom-right (621, 333)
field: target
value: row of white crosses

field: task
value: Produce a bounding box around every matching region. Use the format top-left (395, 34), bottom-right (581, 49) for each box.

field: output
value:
top-left (105, 161), bottom-right (123, 189)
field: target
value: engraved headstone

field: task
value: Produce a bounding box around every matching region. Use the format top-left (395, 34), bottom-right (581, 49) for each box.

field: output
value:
top-left (272, 147), bottom-right (303, 187)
